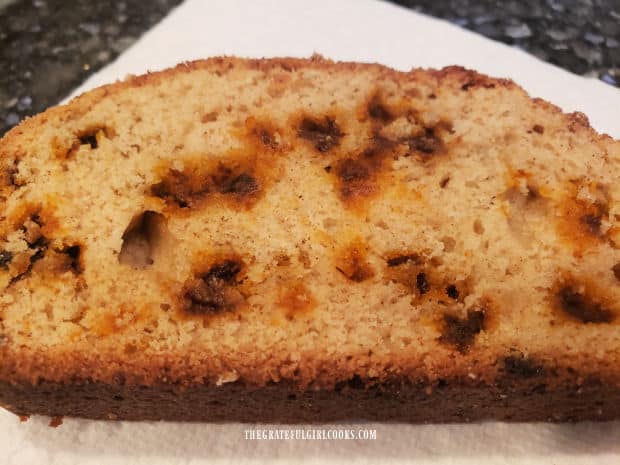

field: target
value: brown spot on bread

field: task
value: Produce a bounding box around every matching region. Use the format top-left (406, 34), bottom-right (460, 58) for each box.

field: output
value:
top-left (8, 246), bottom-right (46, 286)
top-left (79, 133), bottom-right (98, 149)
top-left (532, 124), bottom-right (544, 134)
top-left (337, 158), bottom-right (371, 183)
top-left (453, 68), bottom-right (499, 91)
top-left (22, 214), bottom-right (45, 248)
top-left (56, 245), bottom-right (83, 274)
top-left (2, 206), bottom-right (60, 284)
top-left (31, 244), bottom-right (84, 276)
top-left (257, 129), bottom-right (277, 149)
top-left (51, 137), bottom-right (66, 159)
top-left (581, 213), bottom-right (602, 236)
top-left (362, 135), bottom-right (397, 159)
top-left (201, 111), bottom-right (218, 123)
top-left (502, 354), bottom-right (544, 378)
top-left (556, 284), bottom-right (614, 324)
top-left (336, 158), bottom-right (373, 200)
top-left (386, 253), bottom-right (421, 267)
top-left (2, 211), bottom-right (81, 281)
top-left (336, 242), bottom-right (374, 282)
top-left (213, 169), bottom-right (259, 197)
top-left (4, 204), bottom-right (59, 244)
top-left (526, 185), bottom-right (540, 201)
top-left (151, 169), bottom-right (198, 208)
top-left (441, 236), bottom-right (456, 252)
top-left (406, 126), bottom-right (446, 158)
top-left (462, 80), bottom-right (495, 91)
top-left (78, 127), bottom-right (111, 145)
top-left (362, 92), bottom-right (454, 163)
top-left (277, 281), bottom-right (317, 319)
top-left (446, 285), bottom-right (459, 300)
top-left (244, 117), bottom-right (280, 150)
top-left (367, 94), bottom-right (395, 123)
top-left (386, 252), bottom-right (473, 304)
top-left (297, 116), bottom-right (342, 152)
top-left (416, 272), bottom-right (430, 295)
top-left (332, 136), bottom-right (396, 204)
top-left (439, 308), bottom-right (485, 353)
top-left (1, 158), bottom-right (23, 190)
top-left (556, 183), bottom-right (611, 253)
top-left (182, 258), bottom-right (246, 315)
top-left (151, 158), bottom-right (263, 211)
top-left (0, 250), bottom-right (12, 269)
top-left (297, 249), bottom-right (312, 269)
top-left (386, 252), bottom-right (428, 295)
top-left (473, 219), bottom-right (485, 235)
top-left (61, 127), bottom-right (112, 158)
top-left (613, 263), bottom-right (620, 281)
top-left (274, 253), bottom-right (291, 266)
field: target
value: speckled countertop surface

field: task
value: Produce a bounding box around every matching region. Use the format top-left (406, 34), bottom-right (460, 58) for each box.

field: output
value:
top-left (0, 0), bottom-right (618, 137)
top-left (0, 0), bottom-right (182, 136)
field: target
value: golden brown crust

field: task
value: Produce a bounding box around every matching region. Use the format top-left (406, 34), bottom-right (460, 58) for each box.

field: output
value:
top-left (2, 54), bottom-right (608, 149)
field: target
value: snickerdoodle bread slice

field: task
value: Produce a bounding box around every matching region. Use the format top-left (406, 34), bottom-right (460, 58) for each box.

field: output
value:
top-left (0, 56), bottom-right (619, 423)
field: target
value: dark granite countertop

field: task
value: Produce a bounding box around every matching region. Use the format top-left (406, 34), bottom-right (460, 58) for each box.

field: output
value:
top-left (0, 0), bottom-right (618, 137)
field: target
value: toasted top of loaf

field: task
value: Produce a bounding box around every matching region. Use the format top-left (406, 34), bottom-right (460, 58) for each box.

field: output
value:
top-left (0, 56), bottom-right (618, 389)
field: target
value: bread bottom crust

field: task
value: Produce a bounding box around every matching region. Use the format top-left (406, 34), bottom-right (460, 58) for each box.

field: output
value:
top-left (0, 378), bottom-right (616, 423)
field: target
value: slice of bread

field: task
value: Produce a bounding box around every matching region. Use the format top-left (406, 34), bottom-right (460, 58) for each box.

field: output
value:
top-left (0, 56), bottom-right (619, 423)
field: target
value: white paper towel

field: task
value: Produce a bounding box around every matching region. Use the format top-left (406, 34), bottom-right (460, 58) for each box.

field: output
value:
top-left (3, 1), bottom-right (620, 464)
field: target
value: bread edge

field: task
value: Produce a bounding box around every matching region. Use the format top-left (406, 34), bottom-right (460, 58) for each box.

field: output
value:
top-left (1, 375), bottom-right (617, 423)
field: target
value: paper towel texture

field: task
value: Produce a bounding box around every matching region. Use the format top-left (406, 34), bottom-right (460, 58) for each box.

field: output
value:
top-left (3, 0), bottom-right (620, 464)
